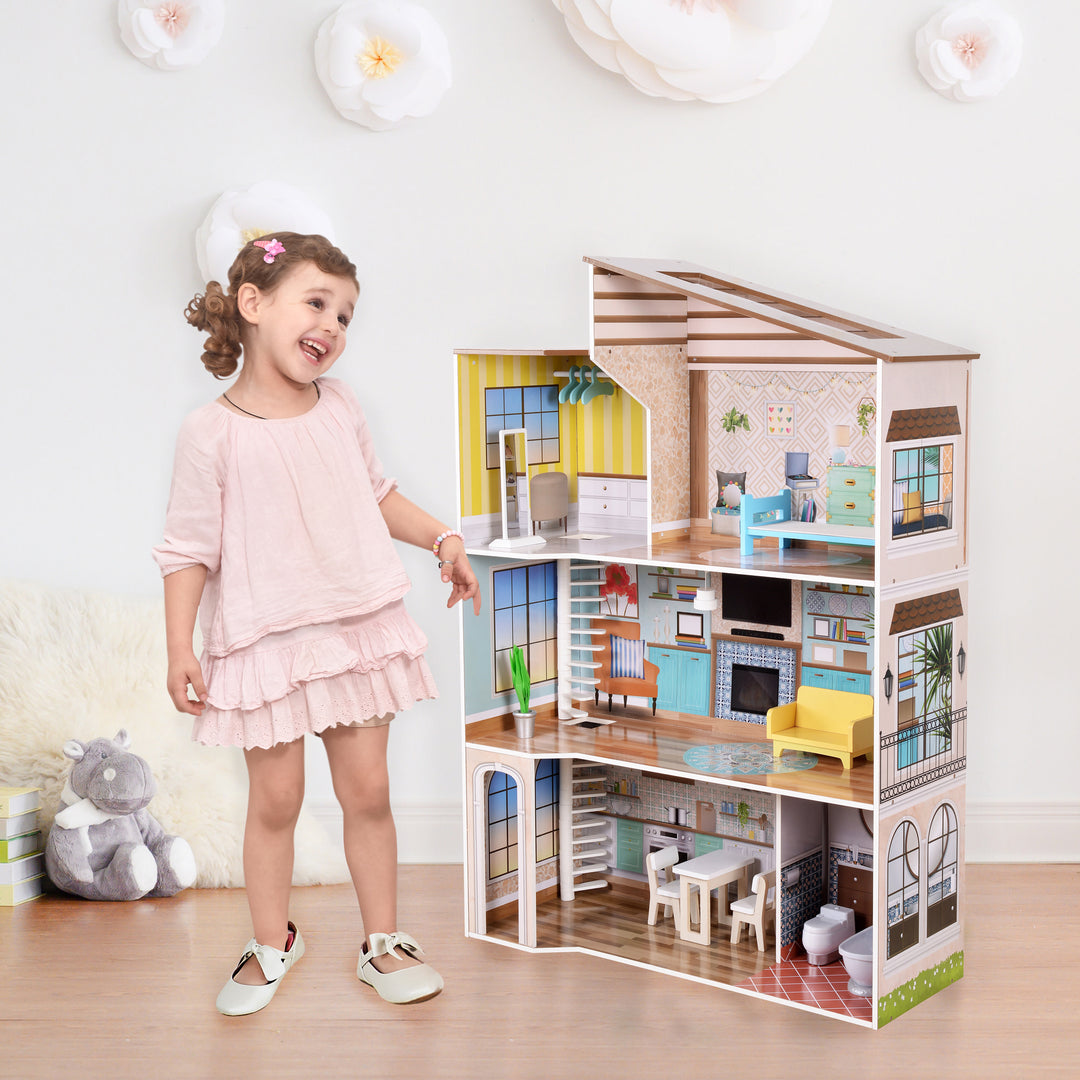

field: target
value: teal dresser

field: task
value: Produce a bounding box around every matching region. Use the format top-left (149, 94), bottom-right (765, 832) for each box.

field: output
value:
top-left (649, 646), bottom-right (712, 716)
top-left (826, 465), bottom-right (876, 527)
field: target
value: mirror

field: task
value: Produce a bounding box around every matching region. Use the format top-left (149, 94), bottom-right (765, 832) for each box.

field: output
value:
top-left (489, 428), bottom-right (545, 550)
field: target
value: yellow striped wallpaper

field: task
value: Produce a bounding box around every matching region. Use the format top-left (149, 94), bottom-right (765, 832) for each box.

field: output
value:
top-left (457, 353), bottom-right (647, 519)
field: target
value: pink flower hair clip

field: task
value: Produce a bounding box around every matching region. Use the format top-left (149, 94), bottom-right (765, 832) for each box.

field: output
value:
top-left (253, 238), bottom-right (286, 263)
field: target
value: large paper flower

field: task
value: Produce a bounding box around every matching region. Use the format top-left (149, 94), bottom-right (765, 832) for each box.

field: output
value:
top-left (195, 181), bottom-right (336, 285)
top-left (916, 2), bottom-right (1022, 102)
top-left (314, 1), bottom-right (452, 130)
top-left (118, 0), bottom-right (225, 71)
top-left (550, 0), bottom-right (831, 102)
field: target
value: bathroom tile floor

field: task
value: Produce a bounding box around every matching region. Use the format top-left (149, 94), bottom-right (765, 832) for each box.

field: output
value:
top-left (739, 957), bottom-right (874, 1022)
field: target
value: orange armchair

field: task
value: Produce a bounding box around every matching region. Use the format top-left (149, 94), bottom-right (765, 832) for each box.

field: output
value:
top-left (592, 617), bottom-right (659, 715)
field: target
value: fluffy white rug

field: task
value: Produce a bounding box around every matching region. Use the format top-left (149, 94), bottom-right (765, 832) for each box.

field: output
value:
top-left (0, 579), bottom-right (348, 888)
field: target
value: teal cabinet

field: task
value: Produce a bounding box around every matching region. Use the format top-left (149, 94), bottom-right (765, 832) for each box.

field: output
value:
top-left (649, 646), bottom-right (712, 717)
top-left (615, 818), bottom-right (644, 874)
top-left (694, 833), bottom-right (723, 858)
top-left (825, 465), bottom-right (876, 526)
top-left (801, 665), bottom-right (871, 695)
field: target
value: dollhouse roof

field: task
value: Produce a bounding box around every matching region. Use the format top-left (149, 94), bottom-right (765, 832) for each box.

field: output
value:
top-left (889, 590), bottom-right (965, 635)
top-left (886, 407), bottom-right (963, 442)
top-left (584, 257), bottom-right (979, 364)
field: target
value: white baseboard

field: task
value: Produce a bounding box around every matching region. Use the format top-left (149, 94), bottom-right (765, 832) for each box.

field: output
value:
top-left (308, 800), bottom-right (1080, 865)
top-left (966, 801), bottom-right (1080, 863)
top-left (308, 801), bottom-right (463, 864)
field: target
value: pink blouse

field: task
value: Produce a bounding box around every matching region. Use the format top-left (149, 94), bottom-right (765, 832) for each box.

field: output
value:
top-left (152, 378), bottom-right (411, 659)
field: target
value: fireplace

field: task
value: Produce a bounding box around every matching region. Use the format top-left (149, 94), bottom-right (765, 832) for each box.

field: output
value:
top-left (730, 663), bottom-right (780, 717)
top-left (714, 638), bottom-right (799, 724)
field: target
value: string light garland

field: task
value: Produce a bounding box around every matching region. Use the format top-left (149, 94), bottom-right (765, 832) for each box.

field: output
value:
top-left (713, 372), bottom-right (875, 397)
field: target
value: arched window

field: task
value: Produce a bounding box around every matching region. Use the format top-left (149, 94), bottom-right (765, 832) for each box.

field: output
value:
top-left (535, 759), bottom-right (560, 863)
top-left (887, 821), bottom-right (920, 958)
top-left (927, 803), bottom-right (959, 936)
top-left (486, 771), bottom-right (518, 881)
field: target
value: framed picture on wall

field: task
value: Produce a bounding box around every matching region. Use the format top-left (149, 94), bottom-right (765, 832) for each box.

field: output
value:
top-left (766, 401), bottom-right (796, 438)
top-left (599, 562), bottom-right (638, 619)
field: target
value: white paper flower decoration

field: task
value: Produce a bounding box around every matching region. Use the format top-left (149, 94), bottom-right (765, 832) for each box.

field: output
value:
top-left (195, 182), bottom-right (336, 285)
top-left (118, 0), bottom-right (225, 71)
top-left (550, 0), bottom-right (832, 103)
top-left (314, 1), bottom-right (452, 131)
top-left (916, 2), bottom-right (1022, 102)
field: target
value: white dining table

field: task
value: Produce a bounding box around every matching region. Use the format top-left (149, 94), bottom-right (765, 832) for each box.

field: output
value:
top-left (672, 848), bottom-right (755, 946)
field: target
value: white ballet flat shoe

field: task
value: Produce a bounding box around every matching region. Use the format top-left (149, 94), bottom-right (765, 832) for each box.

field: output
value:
top-left (216, 923), bottom-right (305, 1016)
top-left (357, 931), bottom-right (443, 1004)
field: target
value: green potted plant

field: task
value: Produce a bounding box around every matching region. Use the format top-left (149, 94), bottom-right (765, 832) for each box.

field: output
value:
top-left (510, 644), bottom-right (534, 739)
top-left (721, 407), bottom-right (750, 434)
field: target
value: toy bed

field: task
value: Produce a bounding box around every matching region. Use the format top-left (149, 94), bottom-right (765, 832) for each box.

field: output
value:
top-left (739, 489), bottom-right (875, 557)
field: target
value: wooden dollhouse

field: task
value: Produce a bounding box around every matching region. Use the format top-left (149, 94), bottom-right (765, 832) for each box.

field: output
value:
top-left (455, 258), bottom-right (974, 1027)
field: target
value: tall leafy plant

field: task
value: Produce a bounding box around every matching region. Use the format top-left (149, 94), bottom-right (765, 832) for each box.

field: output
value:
top-left (510, 644), bottom-right (531, 715)
top-left (916, 624), bottom-right (953, 749)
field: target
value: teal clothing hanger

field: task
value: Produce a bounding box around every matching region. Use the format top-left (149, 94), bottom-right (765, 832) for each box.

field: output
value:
top-left (582, 366), bottom-right (614, 403)
top-left (558, 364), bottom-right (580, 404)
top-left (569, 364), bottom-right (591, 404)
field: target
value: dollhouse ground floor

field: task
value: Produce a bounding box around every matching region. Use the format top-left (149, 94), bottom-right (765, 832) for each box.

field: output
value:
top-left (466, 703), bottom-right (880, 1026)
top-left (483, 877), bottom-right (876, 1024)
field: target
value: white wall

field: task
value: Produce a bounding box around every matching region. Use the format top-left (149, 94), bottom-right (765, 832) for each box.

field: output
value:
top-left (3, 3), bottom-right (1077, 860)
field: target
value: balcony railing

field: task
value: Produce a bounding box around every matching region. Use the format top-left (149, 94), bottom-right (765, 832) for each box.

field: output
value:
top-left (879, 706), bottom-right (966, 803)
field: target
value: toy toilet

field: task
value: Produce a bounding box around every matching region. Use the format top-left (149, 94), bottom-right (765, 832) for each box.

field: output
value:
top-left (802, 904), bottom-right (855, 966)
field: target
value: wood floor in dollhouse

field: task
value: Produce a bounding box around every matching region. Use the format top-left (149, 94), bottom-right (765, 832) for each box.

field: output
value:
top-left (469, 528), bottom-right (876, 584)
top-left (485, 882), bottom-right (773, 989)
top-left (467, 705), bottom-right (874, 805)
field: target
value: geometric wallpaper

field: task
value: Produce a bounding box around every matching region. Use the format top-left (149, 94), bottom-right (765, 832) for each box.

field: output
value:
top-left (707, 369), bottom-right (877, 516)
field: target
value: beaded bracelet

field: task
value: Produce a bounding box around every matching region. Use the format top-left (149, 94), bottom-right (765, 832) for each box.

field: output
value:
top-left (432, 530), bottom-right (464, 558)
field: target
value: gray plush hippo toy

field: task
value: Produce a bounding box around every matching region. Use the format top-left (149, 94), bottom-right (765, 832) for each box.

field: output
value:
top-left (45, 730), bottom-right (196, 901)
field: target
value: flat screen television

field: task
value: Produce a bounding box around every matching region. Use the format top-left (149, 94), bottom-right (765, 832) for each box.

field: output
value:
top-left (721, 573), bottom-right (792, 628)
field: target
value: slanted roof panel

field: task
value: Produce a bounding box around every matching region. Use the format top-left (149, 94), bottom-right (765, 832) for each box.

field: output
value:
top-left (585, 257), bottom-right (979, 363)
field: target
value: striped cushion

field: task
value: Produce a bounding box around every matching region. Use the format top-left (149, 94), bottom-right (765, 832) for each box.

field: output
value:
top-left (609, 635), bottom-right (645, 679)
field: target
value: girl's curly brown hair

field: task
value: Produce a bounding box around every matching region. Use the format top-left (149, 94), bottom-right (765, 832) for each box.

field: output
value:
top-left (184, 233), bottom-right (359, 379)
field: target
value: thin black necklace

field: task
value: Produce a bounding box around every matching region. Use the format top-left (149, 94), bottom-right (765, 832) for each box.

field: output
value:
top-left (223, 382), bottom-right (320, 419)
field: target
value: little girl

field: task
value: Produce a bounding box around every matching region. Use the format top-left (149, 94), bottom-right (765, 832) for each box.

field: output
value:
top-left (153, 232), bottom-right (478, 1016)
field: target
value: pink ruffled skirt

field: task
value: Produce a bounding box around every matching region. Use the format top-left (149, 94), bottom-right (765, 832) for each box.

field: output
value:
top-left (194, 600), bottom-right (438, 750)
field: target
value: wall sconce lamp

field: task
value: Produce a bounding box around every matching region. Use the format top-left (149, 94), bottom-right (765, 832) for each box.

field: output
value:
top-left (957, 643), bottom-right (966, 678)
top-left (883, 664), bottom-right (894, 702)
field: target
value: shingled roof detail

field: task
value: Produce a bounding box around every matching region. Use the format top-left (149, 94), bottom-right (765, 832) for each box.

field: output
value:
top-left (889, 589), bottom-right (965, 635)
top-left (886, 406), bottom-right (962, 443)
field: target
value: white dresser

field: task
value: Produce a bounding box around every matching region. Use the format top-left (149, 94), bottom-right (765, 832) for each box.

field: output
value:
top-left (578, 475), bottom-right (648, 533)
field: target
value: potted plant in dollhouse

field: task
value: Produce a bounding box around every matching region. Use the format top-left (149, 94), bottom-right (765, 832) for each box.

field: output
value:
top-left (510, 644), bottom-right (534, 739)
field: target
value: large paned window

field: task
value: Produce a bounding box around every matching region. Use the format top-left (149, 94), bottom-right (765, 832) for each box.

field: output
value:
top-left (485, 385), bottom-right (561, 469)
top-left (927, 803), bottom-right (959, 936)
top-left (892, 443), bottom-right (953, 539)
top-left (486, 771), bottom-right (518, 881)
top-left (887, 821), bottom-right (920, 958)
top-left (535, 759), bottom-right (559, 863)
top-left (493, 562), bottom-right (558, 694)
top-left (897, 622), bottom-right (953, 770)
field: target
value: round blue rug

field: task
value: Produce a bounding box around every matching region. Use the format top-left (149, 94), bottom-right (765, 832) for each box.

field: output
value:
top-left (683, 742), bottom-right (818, 775)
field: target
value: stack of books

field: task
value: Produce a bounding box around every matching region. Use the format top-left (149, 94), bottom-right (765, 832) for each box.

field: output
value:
top-left (1, 786), bottom-right (45, 906)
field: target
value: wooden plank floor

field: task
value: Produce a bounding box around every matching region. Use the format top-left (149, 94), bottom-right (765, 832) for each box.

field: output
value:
top-left (1, 865), bottom-right (1076, 1080)
top-left (487, 881), bottom-right (774, 986)
top-left (467, 705), bottom-right (874, 805)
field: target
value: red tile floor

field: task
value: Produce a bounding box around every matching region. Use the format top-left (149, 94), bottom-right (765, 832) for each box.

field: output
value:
top-left (738, 956), bottom-right (874, 1023)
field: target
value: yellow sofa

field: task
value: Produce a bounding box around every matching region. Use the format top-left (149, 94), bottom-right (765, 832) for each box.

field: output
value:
top-left (766, 686), bottom-right (874, 771)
